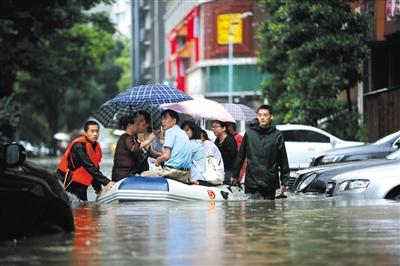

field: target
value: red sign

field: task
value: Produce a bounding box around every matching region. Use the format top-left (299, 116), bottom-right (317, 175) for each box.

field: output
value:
top-left (207, 190), bottom-right (216, 200)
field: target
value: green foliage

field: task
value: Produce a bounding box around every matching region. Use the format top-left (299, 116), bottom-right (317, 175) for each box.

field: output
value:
top-left (258, 0), bottom-right (370, 138)
top-left (0, 95), bottom-right (20, 141)
top-left (115, 39), bottom-right (132, 91)
top-left (0, 0), bottom-right (124, 149)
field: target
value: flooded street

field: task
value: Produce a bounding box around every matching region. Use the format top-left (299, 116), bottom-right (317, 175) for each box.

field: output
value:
top-left (1, 157), bottom-right (399, 265)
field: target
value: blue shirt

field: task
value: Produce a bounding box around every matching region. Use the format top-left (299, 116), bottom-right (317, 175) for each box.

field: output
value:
top-left (163, 125), bottom-right (192, 169)
top-left (189, 139), bottom-right (206, 181)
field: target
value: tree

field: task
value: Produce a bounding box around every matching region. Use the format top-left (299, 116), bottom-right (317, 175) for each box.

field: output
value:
top-left (115, 38), bottom-right (132, 91)
top-left (15, 22), bottom-right (118, 150)
top-left (0, 1), bottom-right (125, 154)
top-left (258, 0), bottom-right (369, 139)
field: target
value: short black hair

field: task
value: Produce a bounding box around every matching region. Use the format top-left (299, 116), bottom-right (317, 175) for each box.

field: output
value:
top-left (119, 115), bottom-right (135, 130)
top-left (161, 109), bottom-right (179, 124)
top-left (226, 121), bottom-right (237, 131)
top-left (180, 120), bottom-right (202, 139)
top-left (84, 120), bottom-right (100, 132)
top-left (257, 104), bottom-right (273, 115)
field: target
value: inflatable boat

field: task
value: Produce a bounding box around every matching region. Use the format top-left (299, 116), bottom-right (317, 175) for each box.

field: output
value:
top-left (96, 176), bottom-right (244, 203)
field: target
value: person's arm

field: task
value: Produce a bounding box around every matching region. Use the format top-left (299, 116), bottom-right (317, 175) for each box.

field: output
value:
top-left (231, 134), bottom-right (247, 184)
top-left (138, 133), bottom-right (155, 149)
top-left (71, 143), bottom-right (111, 187)
top-left (154, 147), bottom-right (171, 166)
top-left (277, 133), bottom-right (290, 191)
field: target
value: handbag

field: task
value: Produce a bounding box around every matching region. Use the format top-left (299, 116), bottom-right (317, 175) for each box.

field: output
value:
top-left (193, 152), bottom-right (224, 185)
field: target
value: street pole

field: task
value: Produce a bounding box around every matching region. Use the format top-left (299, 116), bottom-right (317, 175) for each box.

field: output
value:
top-left (228, 25), bottom-right (233, 104)
top-left (227, 12), bottom-right (252, 104)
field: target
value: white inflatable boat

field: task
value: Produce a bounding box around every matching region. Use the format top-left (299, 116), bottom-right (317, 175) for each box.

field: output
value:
top-left (96, 176), bottom-right (243, 203)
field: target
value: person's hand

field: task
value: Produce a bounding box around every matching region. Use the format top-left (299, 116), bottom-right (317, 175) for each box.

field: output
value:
top-left (155, 158), bottom-right (161, 167)
top-left (105, 181), bottom-right (115, 190)
top-left (281, 185), bottom-right (289, 192)
top-left (230, 176), bottom-right (240, 185)
top-left (147, 133), bottom-right (156, 142)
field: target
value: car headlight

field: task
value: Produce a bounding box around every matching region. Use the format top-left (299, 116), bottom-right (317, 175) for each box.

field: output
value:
top-left (338, 179), bottom-right (370, 191)
top-left (298, 173), bottom-right (317, 191)
top-left (320, 155), bottom-right (344, 164)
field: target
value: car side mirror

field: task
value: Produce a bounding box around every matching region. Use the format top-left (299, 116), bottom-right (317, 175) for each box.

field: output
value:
top-left (4, 143), bottom-right (26, 167)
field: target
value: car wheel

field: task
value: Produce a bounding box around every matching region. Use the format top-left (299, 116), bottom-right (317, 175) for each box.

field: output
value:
top-left (385, 186), bottom-right (400, 201)
top-left (393, 193), bottom-right (400, 201)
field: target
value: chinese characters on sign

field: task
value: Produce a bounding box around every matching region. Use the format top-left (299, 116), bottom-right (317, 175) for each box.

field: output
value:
top-left (217, 13), bottom-right (243, 45)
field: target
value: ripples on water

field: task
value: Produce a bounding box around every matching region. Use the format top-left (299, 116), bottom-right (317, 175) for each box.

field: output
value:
top-left (1, 196), bottom-right (399, 266)
top-left (2, 157), bottom-right (398, 265)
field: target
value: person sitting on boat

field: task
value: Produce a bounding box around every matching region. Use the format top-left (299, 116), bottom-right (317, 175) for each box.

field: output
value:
top-left (141, 109), bottom-right (192, 183)
top-left (57, 120), bottom-right (115, 201)
top-left (135, 110), bottom-right (163, 169)
top-left (180, 120), bottom-right (207, 185)
top-left (111, 115), bottom-right (156, 182)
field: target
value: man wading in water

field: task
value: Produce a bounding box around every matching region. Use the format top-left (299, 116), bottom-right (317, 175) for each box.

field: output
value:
top-left (231, 105), bottom-right (290, 200)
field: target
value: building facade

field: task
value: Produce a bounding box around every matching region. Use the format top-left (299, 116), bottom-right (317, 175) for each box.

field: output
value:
top-left (362, 0), bottom-right (400, 141)
top-left (164, 0), bottom-right (267, 108)
top-left (131, 0), bottom-right (166, 85)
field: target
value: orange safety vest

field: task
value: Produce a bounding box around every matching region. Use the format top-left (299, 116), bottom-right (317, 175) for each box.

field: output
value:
top-left (58, 135), bottom-right (102, 186)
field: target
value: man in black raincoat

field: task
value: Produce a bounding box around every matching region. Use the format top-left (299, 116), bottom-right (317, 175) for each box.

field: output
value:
top-left (231, 104), bottom-right (290, 200)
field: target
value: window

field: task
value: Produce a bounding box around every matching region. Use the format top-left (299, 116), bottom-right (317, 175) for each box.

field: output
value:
top-left (282, 130), bottom-right (330, 143)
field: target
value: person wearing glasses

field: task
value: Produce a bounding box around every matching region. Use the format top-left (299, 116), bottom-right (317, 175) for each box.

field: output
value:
top-left (230, 105), bottom-right (290, 200)
top-left (211, 120), bottom-right (237, 184)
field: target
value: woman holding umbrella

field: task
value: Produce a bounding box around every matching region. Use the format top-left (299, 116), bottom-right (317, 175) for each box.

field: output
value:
top-left (111, 115), bottom-right (155, 182)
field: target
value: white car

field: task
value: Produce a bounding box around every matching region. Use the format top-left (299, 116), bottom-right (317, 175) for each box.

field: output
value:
top-left (276, 124), bottom-right (363, 170)
top-left (326, 162), bottom-right (400, 200)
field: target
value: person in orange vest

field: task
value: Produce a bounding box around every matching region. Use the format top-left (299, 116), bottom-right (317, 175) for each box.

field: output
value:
top-left (57, 120), bottom-right (114, 201)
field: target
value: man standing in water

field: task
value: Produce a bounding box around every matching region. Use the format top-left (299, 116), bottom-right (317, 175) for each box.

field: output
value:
top-left (57, 120), bottom-right (114, 201)
top-left (231, 105), bottom-right (290, 200)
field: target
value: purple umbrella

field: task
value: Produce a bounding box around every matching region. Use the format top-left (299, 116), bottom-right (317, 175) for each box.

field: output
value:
top-left (221, 103), bottom-right (256, 121)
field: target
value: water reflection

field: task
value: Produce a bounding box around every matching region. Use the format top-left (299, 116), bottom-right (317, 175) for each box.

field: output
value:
top-left (0, 199), bottom-right (399, 265)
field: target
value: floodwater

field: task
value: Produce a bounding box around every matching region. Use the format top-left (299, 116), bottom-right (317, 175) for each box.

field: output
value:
top-left (1, 157), bottom-right (399, 265)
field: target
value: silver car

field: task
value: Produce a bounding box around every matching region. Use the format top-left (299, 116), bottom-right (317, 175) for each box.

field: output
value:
top-left (325, 162), bottom-right (400, 200)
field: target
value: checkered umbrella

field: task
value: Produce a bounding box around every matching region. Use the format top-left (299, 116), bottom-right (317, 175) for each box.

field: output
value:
top-left (221, 103), bottom-right (256, 121)
top-left (93, 84), bottom-right (192, 129)
top-left (93, 101), bottom-right (162, 129)
top-left (110, 84), bottom-right (192, 105)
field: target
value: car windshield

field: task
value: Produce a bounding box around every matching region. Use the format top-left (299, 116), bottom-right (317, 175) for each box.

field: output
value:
top-left (373, 131), bottom-right (400, 145)
top-left (386, 149), bottom-right (400, 160)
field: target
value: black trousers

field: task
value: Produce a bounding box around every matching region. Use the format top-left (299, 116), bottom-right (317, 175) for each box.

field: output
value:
top-left (66, 181), bottom-right (88, 201)
top-left (245, 186), bottom-right (276, 200)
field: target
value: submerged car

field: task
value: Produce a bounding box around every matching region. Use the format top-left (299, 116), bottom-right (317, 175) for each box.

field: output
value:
top-left (276, 124), bottom-right (363, 170)
top-left (326, 163), bottom-right (400, 200)
top-left (289, 149), bottom-right (400, 194)
top-left (310, 130), bottom-right (400, 166)
top-left (0, 142), bottom-right (74, 238)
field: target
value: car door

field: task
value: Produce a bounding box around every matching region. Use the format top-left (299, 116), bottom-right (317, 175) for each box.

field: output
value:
top-left (282, 129), bottom-right (332, 169)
